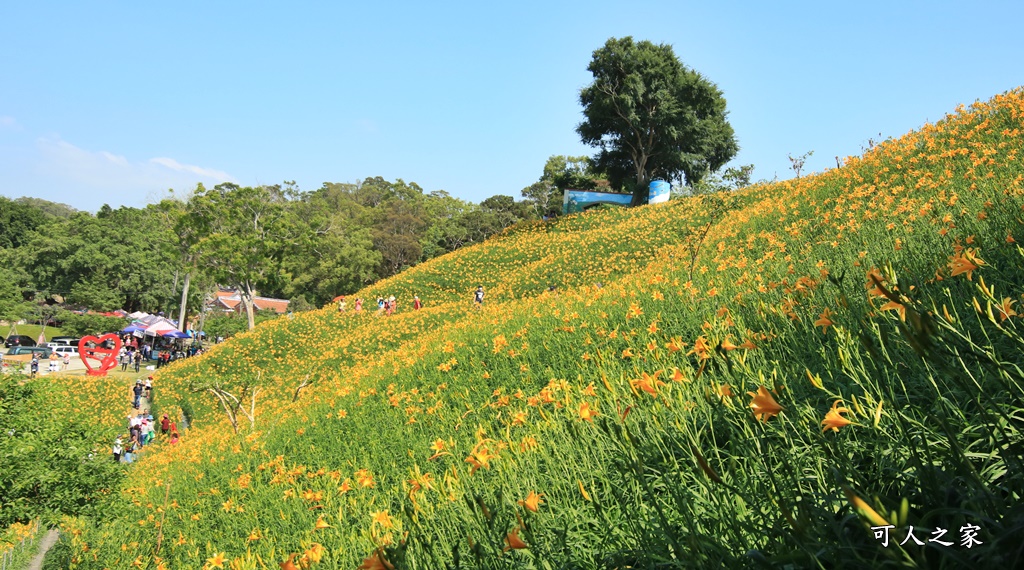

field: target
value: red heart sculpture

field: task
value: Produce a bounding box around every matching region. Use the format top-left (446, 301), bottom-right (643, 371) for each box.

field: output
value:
top-left (78, 334), bottom-right (123, 377)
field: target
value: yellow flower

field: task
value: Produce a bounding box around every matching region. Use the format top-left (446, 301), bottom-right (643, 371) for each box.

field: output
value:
top-left (355, 468), bottom-right (375, 488)
top-left (747, 386), bottom-right (783, 422)
top-left (205, 552), bottom-right (227, 569)
top-left (313, 516), bottom-right (331, 530)
top-left (371, 510), bottom-right (394, 529)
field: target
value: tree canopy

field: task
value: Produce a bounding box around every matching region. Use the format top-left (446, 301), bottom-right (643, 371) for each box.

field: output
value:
top-left (0, 177), bottom-right (540, 333)
top-left (577, 37), bottom-right (739, 205)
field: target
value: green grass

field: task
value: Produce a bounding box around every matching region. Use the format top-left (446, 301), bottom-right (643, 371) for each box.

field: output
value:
top-left (2, 323), bottom-right (65, 344)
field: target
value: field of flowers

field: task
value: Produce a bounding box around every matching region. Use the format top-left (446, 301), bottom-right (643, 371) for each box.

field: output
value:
top-left (31, 90), bottom-right (1024, 568)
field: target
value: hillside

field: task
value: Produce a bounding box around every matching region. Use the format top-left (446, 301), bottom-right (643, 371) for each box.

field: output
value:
top-left (41, 90), bottom-right (1024, 568)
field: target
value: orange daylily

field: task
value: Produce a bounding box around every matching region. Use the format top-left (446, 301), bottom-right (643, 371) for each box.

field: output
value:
top-left (304, 543), bottom-right (325, 564)
top-left (688, 336), bottom-right (711, 360)
top-left (465, 441), bottom-right (497, 474)
top-left (879, 300), bottom-right (907, 322)
top-left (821, 400), bottom-right (853, 432)
top-left (578, 401), bottom-right (599, 422)
top-left (279, 553), bottom-right (299, 570)
top-left (630, 371), bottom-right (664, 397)
top-left (503, 527), bottom-right (529, 551)
top-left (948, 248), bottom-right (985, 280)
top-left (997, 297), bottom-right (1018, 322)
top-left (358, 549), bottom-right (395, 570)
top-left (747, 386), bottom-right (783, 422)
top-left (814, 308), bottom-right (834, 333)
top-left (518, 491), bottom-right (545, 512)
top-left (665, 337), bottom-right (685, 352)
top-left (313, 516), bottom-right (331, 530)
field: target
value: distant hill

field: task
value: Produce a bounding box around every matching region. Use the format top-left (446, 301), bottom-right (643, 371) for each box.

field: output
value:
top-left (13, 196), bottom-right (78, 218)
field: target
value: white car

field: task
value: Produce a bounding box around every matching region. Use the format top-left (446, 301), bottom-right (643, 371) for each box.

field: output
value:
top-left (53, 346), bottom-right (79, 358)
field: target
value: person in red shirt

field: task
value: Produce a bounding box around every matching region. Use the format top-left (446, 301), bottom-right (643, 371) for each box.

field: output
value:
top-left (413, 295), bottom-right (422, 310)
top-left (160, 414), bottom-right (171, 434)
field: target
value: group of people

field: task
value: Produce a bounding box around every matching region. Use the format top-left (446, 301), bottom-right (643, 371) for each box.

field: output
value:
top-left (337, 294), bottom-right (424, 315)
top-left (113, 376), bottom-right (179, 463)
top-left (336, 288), bottom-right (488, 315)
top-left (115, 341), bottom-right (205, 372)
top-left (117, 348), bottom-right (145, 373)
top-left (26, 352), bottom-right (72, 377)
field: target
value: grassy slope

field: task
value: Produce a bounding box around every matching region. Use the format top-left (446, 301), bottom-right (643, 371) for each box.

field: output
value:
top-left (48, 90), bottom-right (1024, 569)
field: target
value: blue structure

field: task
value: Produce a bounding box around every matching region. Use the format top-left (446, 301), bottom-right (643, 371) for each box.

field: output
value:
top-left (562, 180), bottom-right (671, 214)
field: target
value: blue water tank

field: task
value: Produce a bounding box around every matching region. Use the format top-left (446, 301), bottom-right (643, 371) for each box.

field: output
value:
top-left (648, 180), bottom-right (671, 204)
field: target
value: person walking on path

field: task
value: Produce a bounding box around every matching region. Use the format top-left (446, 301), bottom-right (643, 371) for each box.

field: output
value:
top-left (30, 355), bottom-right (39, 378)
top-left (62, 353), bottom-right (70, 371)
top-left (413, 295), bottom-right (422, 310)
top-left (133, 351), bottom-right (141, 373)
top-left (474, 285), bottom-right (485, 309)
top-left (132, 380), bottom-right (143, 409)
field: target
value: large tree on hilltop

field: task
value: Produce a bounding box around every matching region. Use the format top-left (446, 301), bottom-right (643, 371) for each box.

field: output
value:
top-left (180, 183), bottom-right (294, 330)
top-left (577, 36), bottom-right (738, 205)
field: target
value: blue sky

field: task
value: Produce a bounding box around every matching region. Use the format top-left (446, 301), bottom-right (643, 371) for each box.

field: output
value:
top-left (1, 1), bottom-right (1022, 212)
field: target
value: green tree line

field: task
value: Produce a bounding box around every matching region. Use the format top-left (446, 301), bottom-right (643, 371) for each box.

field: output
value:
top-left (0, 177), bottom-right (557, 329)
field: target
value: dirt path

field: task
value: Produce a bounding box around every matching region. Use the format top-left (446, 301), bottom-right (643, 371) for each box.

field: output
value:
top-left (25, 528), bottom-right (58, 570)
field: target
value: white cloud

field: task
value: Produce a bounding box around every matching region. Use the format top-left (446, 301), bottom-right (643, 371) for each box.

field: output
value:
top-left (149, 157), bottom-right (234, 181)
top-left (31, 136), bottom-right (237, 209)
top-left (0, 116), bottom-right (18, 129)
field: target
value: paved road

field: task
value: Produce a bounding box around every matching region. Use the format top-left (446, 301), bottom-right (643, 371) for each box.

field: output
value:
top-left (1, 355), bottom-right (158, 377)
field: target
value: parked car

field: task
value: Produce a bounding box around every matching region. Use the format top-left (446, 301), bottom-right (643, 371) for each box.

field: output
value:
top-left (6, 346), bottom-right (53, 358)
top-left (4, 335), bottom-right (36, 348)
top-left (50, 336), bottom-right (81, 346)
top-left (53, 346), bottom-right (79, 358)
